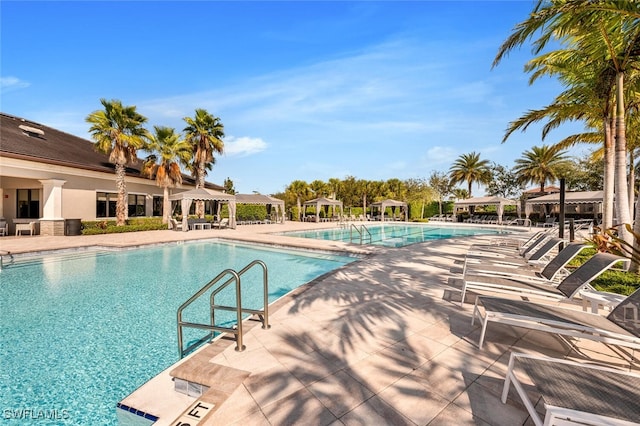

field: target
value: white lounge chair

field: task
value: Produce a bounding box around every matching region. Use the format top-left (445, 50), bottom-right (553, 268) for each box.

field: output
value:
top-left (460, 242), bottom-right (588, 283)
top-left (212, 218), bottom-right (229, 229)
top-left (461, 252), bottom-right (629, 306)
top-left (460, 238), bottom-right (568, 276)
top-left (472, 281), bottom-right (640, 350)
top-left (502, 352), bottom-right (640, 426)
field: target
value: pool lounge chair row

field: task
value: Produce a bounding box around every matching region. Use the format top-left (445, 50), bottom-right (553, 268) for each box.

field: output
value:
top-left (430, 214), bottom-right (454, 222)
top-left (450, 233), bottom-right (640, 426)
top-left (464, 215), bottom-right (499, 224)
top-left (169, 218), bottom-right (229, 231)
top-left (452, 233), bottom-right (640, 426)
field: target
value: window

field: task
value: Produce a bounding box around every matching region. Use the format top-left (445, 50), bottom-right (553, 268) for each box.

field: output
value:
top-left (96, 192), bottom-right (117, 218)
top-left (17, 189), bottom-right (40, 219)
top-left (128, 194), bottom-right (146, 217)
top-left (152, 196), bottom-right (163, 217)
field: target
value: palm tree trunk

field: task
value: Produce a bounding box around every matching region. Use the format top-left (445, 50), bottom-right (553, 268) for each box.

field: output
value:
top-left (297, 197), bottom-right (302, 221)
top-left (467, 181), bottom-right (472, 198)
top-left (628, 149), bottom-right (635, 215)
top-left (632, 195), bottom-right (640, 273)
top-left (162, 186), bottom-right (170, 224)
top-left (362, 193), bottom-right (367, 218)
top-left (196, 162), bottom-right (206, 218)
top-left (602, 115), bottom-right (615, 229)
top-left (613, 72), bottom-right (632, 246)
top-left (115, 163), bottom-right (127, 226)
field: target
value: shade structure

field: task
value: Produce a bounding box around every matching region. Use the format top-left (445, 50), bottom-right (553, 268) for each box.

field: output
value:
top-left (453, 196), bottom-right (516, 224)
top-left (370, 199), bottom-right (408, 221)
top-left (169, 188), bottom-right (237, 230)
top-left (302, 197), bottom-right (343, 222)
top-left (235, 193), bottom-right (286, 223)
top-left (524, 191), bottom-right (603, 218)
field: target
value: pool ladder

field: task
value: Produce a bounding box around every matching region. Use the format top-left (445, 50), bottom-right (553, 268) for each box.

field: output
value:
top-left (350, 224), bottom-right (372, 245)
top-left (0, 251), bottom-right (13, 271)
top-left (176, 260), bottom-right (270, 358)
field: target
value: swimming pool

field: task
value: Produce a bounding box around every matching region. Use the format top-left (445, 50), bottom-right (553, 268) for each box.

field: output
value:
top-left (0, 241), bottom-right (356, 425)
top-left (278, 223), bottom-right (509, 247)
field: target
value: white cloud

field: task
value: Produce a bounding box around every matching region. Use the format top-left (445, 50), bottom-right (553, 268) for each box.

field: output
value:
top-left (424, 146), bottom-right (457, 165)
top-left (223, 136), bottom-right (267, 157)
top-left (1, 76), bottom-right (30, 93)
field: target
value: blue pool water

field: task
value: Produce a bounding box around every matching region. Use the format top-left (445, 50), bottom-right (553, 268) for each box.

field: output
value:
top-left (279, 223), bottom-right (508, 247)
top-left (0, 241), bottom-right (356, 425)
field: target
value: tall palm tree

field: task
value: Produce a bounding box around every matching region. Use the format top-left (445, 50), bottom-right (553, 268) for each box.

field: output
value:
top-left (287, 180), bottom-right (311, 221)
top-left (183, 108), bottom-right (225, 217)
top-left (512, 145), bottom-right (570, 194)
top-left (327, 178), bottom-right (342, 200)
top-left (309, 180), bottom-right (329, 198)
top-left (86, 99), bottom-right (148, 226)
top-left (493, 0), bottom-right (640, 248)
top-left (502, 48), bottom-right (618, 229)
top-left (142, 126), bottom-right (192, 224)
top-left (449, 152), bottom-right (491, 198)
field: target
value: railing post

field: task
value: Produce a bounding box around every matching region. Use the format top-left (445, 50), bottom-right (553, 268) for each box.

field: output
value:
top-left (234, 272), bottom-right (245, 351)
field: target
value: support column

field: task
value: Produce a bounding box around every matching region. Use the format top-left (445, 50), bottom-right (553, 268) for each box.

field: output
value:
top-left (39, 179), bottom-right (66, 236)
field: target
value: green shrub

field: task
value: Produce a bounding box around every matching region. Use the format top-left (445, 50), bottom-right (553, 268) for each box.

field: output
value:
top-left (591, 269), bottom-right (640, 295)
top-left (81, 218), bottom-right (167, 235)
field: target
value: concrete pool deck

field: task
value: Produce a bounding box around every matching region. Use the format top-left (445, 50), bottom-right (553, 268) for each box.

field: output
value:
top-left (1, 221), bottom-right (637, 425)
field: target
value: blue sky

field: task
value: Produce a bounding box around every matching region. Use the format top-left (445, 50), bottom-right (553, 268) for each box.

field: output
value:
top-left (1, 1), bottom-right (589, 195)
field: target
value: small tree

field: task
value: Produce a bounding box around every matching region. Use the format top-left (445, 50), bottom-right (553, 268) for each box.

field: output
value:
top-left (428, 171), bottom-right (454, 215)
top-left (485, 163), bottom-right (524, 199)
top-left (223, 177), bottom-right (236, 195)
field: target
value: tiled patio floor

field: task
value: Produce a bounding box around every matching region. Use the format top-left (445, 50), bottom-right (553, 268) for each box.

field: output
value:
top-left (1, 222), bottom-right (637, 425)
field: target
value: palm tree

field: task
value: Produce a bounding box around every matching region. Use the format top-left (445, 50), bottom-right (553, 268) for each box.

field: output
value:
top-left (86, 99), bottom-right (148, 226)
top-left (183, 109), bottom-right (225, 217)
top-left (502, 47), bottom-right (617, 229)
top-left (493, 0), bottom-right (640, 249)
top-left (287, 180), bottom-right (311, 221)
top-left (309, 180), bottom-right (329, 198)
top-left (513, 145), bottom-right (570, 194)
top-left (142, 126), bottom-right (192, 224)
top-left (449, 152), bottom-right (491, 198)
top-left (451, 188), bottom-right (469, 200)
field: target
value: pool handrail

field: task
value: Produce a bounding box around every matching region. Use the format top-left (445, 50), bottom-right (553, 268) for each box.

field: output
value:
top-left (176, 259), bottom-right (270, 358)
top-left (349, 224), bottom-right (372, 245)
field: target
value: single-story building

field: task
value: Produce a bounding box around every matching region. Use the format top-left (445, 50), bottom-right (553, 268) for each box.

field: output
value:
top-left (524, 190), bottom-right (603, 218)
top-left (0, 113), bottom-right (223, 235)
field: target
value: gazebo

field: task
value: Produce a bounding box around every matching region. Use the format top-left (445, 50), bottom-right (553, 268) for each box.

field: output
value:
top-left (453, 196), bottom-right (517, 224)
top-left (235, 193), bottom-right (286, 223)
top-left (524, 190), bottom-right (603, 218)
top-left (302, 197), bottom-right (343, 222)
top-left (370, 199), bottom-right (408, 221)
top-left (169, 188), bottom-right (237, 230)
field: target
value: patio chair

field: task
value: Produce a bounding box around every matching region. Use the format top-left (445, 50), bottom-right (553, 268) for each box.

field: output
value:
top-left (468, 230), bottom-right (554, 260)
top-left (501, 352), bottom-right (640, 426)
top-left (460, 252), bottom-right (629, 307)
top-left (471, 281), bottom-right (640, 350)
top-left (536, 216), bottom-right (557, 228)
top-left (169, 218), bottom-right (183, 231)
top-left (463, 237), bottom-right (566, 270)
top-left (0, 219), bottom-right (7, 236)
top-left (212, 218), bottom-right (229, 229)
top-left (459, 242), bottom-right (588, 284)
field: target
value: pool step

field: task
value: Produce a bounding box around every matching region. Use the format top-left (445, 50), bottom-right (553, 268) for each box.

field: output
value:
top-left (168, 360), bottom-right (250, 425)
